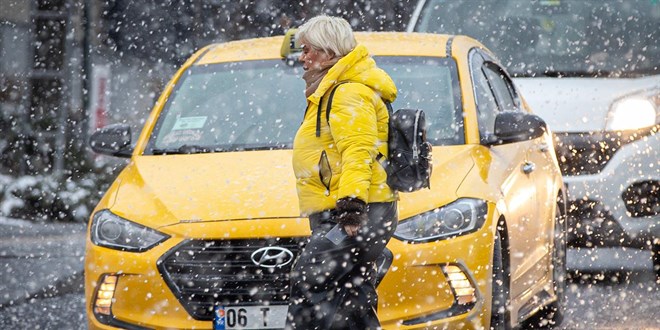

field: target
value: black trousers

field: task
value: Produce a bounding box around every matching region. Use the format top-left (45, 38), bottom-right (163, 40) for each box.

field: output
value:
top-left (286, 202), bottom-right (397, 330)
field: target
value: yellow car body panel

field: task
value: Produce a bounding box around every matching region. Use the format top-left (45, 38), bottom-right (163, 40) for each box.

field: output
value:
top-left (86, 32), bottom-right (565, 329)
top-left (378, 212), bottom-right (496, 329)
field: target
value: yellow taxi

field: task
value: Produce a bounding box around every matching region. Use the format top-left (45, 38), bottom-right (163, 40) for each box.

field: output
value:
top-left (86, 32), bottom-right (567, 329)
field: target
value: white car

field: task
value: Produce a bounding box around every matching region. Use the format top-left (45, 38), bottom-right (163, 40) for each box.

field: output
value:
top-left (409, 0), bottom-right (659, 276)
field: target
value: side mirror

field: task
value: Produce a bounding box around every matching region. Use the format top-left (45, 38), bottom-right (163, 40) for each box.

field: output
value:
top-left (486, 111), bottom-right (547, 145)
top-left (89, 124), bottom-right (133, 158)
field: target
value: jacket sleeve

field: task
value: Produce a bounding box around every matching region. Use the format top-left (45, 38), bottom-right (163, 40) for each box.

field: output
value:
top-left (328, 83), bottom-right (379, 202)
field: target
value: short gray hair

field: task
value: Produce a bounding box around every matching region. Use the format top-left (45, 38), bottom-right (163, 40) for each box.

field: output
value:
top-left (296, 15), bottom-right (357, 57)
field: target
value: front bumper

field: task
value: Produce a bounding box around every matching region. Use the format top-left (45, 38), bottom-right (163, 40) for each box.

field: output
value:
top-left (85, 216), bottom-right (496, 329)
top-left (558, 129), bottom-right (659, 248)
top-left (378, 232), bottom-right (493, 329)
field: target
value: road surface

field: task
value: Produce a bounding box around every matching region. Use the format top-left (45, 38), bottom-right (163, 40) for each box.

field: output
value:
top-left (1, 248), bottom-right (658, 329)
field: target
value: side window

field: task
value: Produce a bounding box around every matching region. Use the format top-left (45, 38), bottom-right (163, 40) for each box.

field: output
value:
top-left (473, 68), bottom-right (498, 140)
top-left (482, 63), bottom-right (519, 112)
top-left (470, 51), bottom-right (499, 142)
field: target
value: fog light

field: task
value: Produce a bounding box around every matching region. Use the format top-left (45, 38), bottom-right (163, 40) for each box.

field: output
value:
top-left (442, 265), bottom-right (476, 305)
top-left (94, 274), bottom-right (118, 316)
top-left (402, 263), bottom-right (479, 325)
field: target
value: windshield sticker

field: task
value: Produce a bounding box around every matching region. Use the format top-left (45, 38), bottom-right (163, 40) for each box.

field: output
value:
top-left (162, 129), bottom-right (203, 144)
top-left (172, 116), bottom-right (207, 130)
top-left (540, 0), bottom-right (560, 5)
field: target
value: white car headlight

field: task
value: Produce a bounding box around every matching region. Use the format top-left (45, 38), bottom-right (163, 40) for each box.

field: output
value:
top-left (394, 198), bottom-right (488, 243)
top-left (90, 210), bottom-right (169, 252)
top-left (606, 90), bottom-right (659, 131)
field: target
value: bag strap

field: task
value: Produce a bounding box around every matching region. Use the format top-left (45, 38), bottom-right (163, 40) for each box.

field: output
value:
top-left (315, 81), bottom-right (350, 137)
top-left (325, 81), bottom-right (352, 124)
top-left (376, 101), bottom-right (394, 163)
top-left (315, 98), bottom-right (323, 137)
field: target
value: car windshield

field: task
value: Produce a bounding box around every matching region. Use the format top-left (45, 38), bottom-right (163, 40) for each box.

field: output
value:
top-left (146, 56), bottom-right (462, 154)
top-left (414, 0), bottom-right (659, 77)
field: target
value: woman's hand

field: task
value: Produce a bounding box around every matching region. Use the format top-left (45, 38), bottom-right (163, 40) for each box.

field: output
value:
top-left (343, 224), bottom-right (360, 237)
top-left (336, 197), bottom-right (367, 237)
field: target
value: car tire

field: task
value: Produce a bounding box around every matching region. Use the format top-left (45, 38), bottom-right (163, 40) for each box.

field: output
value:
top-left (490, 228), bottom-right (511, 330)
top-left (525, 202), bottom-right (567, 328)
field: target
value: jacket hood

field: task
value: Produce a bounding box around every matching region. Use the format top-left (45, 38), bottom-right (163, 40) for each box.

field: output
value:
top-left (308, 44), bottom-right (397, 105)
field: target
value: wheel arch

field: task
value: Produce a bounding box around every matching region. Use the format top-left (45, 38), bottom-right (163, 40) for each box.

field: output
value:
top-left (490, 213), bottom-right (513, 329)
top-left (557, 185), bottom-right (568, 218)
top-left (495, 214), bottom-right (511, 277)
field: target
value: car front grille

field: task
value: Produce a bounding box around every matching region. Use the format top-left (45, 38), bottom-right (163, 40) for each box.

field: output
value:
top-left (553, 128), bottom-right (656, 176)
top-left (553, 132), bottom-right (619, 176)
top-left (158, 238), bottom-right (306, 320)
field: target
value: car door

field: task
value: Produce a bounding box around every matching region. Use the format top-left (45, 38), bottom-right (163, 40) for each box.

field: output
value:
top-left (489, 60), bottom-right (557, 288)
top-left (470, 50), bottom-right (547, 299)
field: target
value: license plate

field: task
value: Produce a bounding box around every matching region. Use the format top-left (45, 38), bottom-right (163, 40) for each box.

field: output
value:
top-left (214, 305), bottom-right (288, 330)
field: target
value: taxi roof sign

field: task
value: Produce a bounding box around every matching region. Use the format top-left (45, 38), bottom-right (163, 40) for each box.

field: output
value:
top-left (281, 28), bottom-right (302, 65)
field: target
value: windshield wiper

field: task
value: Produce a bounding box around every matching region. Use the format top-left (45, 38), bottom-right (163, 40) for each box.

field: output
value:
top-left (541, 69), bottom-right (659, 78)
top-left (617, 68), bottom-right (660, 78)
top-left (513, 68), bottom-right (659, 78)
top-left (511, 69), bottom-right (613, 78)
top-left (151, 144), bottom-right (291, 154)
top-left (542, 70), bottom-right (612, 78)
top-left (241, 145), bottom-right (291, 151)
top-left (151, 144), bottom-right (220, 155)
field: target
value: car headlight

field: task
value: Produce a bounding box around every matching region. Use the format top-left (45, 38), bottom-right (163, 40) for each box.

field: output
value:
top-left (90, 210), bottom-right (169, 252)
top-left (394, 198), bottom-right (488, 243)
top-left (606, 90), bottom-right (659, 131)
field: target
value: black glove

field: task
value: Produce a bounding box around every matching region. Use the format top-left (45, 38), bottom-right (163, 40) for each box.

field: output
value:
top-left (336, 197), bottom-right (368, 226)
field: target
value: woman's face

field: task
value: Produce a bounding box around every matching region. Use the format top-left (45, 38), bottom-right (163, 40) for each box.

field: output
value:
top-left (299, 41), bottom-right (334, 71)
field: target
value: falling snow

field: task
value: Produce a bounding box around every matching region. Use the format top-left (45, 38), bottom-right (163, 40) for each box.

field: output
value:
top-left (0, 0), bottom-right (658, 329)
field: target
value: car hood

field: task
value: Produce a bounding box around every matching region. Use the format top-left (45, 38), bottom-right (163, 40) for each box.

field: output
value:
top-left (513, 76), bottom-right (659, 133)
top-left (107, 147), bottom-right (474, 229)
top-left (109, 150), bottom-right (300, 228)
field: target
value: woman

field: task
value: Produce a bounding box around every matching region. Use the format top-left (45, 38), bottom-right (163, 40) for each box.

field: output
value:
top-left (288, 15), bottom-right (398, 329)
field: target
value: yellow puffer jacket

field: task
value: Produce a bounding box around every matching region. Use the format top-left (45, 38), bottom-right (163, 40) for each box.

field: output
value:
top-left (292, 44), bottom-right (397, 216)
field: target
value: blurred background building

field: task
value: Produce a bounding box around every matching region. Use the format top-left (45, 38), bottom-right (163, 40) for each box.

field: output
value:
top-left (0, 0), bottom-right (414, 221)
top-left (0, 0), bottom-right (414, 177)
